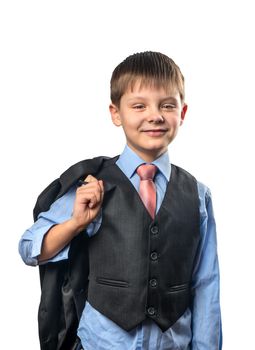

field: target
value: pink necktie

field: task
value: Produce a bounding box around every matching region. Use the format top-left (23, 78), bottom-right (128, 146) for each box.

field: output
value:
top-left (137, 164), bottom-right (157, 219)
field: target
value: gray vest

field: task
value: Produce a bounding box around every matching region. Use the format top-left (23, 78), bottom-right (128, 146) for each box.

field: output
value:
top-left (87, 161), bottom-right (200, 332)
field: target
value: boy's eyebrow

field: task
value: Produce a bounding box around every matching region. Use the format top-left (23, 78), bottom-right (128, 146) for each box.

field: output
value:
top-left (160, 96), bottom-right (179, 103)
top-left (127, 96), bottom-right (179, 102)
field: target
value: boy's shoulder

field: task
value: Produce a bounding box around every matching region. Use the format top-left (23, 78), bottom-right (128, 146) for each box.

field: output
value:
top-left (172, 163), bottom-right (196, 179)
top-left (172, 164), bottom-right (211, 202)
top-left (171, 163), bottom-right (200, 187)
top-left (33, 155), bottom-right (118, 221)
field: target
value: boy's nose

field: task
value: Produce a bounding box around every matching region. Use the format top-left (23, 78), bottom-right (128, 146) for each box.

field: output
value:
top-left (148, 111), bottom-right (164, 123)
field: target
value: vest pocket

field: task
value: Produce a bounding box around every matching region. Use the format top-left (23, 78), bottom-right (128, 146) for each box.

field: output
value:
top-left (167, 283), bottom-right (189, 293)
top-left (96, 277), bottom-right (129, 288)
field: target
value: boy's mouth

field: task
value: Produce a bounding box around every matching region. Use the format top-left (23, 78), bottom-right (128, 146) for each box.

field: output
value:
top-left (142, 129), bottom-right (168, 137)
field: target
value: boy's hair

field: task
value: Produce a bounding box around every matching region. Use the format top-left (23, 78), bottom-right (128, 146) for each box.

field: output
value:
top-left (110, 51), bottom-right (185, 107)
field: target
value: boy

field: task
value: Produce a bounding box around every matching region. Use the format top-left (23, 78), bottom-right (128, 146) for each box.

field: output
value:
top-left (19, 51), bottom-right (222, 350)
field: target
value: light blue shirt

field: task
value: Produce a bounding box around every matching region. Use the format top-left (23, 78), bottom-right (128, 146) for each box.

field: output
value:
top-left (19, 146), bottom-right (222, 349)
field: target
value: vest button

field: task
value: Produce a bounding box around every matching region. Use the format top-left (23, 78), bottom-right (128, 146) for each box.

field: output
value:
top-left (151, 226), bottom-right (159, 235)
top-left (149, 279), bottom-right (158, 287)
top-left (147, 307), bottom-right (156, 316)
top-left (150, 252), bottom-right (158, 261)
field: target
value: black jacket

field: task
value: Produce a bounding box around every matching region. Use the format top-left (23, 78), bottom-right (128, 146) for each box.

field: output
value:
top-left (35, 156), bottom-right (111, 350)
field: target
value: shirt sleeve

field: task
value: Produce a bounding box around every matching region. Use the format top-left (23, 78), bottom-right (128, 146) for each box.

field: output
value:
top-left (18, 186), bottom-right (76, 265)
top-left (18, 185), bottom-right (101, 266)
top-left (191, 183), bottom-right (222, 350)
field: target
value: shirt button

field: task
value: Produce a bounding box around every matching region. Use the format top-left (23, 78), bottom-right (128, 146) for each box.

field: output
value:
top-left (149, 279), bottom-right (158, 287)
top-left (150, 252), bottom-right (158, 261)
top-left (147, 307), bottom-right (156, 316)
top-left (151, 226), bottom-right (159, 235)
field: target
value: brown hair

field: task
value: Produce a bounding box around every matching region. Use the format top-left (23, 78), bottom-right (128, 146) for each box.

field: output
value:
top-left (110, 51), bottom-right (185, 107)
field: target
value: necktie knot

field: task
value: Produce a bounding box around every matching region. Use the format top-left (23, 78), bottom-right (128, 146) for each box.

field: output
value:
top-left (136, 164), bottom-right (157, 181)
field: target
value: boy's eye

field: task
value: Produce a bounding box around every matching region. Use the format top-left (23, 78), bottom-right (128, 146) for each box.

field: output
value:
top-left (161, 104), bottom-right (176, 110)
top-left (133, 104), bottom-right (145, 110)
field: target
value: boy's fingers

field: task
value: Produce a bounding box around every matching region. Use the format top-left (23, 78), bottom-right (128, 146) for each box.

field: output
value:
top-left (84, 174), bottom-right (98, 183)
top-left (98, 180), bottom-right (104, 193)
top-left (77, 175), bottom-right (104, 209)
top-left (82, 176), bottom-right (104, 195)
top-left (78, 181), bottom-right (103, 196)
top-left (77, 188), bottom-right (101, 204)
top-left (87, 194), bottom-right (98, 208)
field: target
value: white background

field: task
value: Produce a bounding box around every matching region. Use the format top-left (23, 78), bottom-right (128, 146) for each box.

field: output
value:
top-left (1, 1), bottom-right (254, 349)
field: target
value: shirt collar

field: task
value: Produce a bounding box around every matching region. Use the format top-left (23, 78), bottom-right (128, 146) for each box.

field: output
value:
top-left (117, 145), bottom-right (171, 181)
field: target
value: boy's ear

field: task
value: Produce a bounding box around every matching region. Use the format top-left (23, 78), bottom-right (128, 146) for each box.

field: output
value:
top-left (109, 103), bottom-right (122, 126)
top-left (180, 104), bottom-right (188, 125)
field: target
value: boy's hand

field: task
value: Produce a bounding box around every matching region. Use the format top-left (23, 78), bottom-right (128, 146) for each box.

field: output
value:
top-left (71, 175), bottom-right (104, 233)
top-left (38, 175), bottom-right (103, 261)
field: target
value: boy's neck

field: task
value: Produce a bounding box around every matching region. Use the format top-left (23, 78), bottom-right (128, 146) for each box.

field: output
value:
top-left (126, 144), bottom-right (167, 163)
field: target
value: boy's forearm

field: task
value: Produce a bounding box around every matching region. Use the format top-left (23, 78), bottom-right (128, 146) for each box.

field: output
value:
top-left (38, 218), bottom-right (85, 262)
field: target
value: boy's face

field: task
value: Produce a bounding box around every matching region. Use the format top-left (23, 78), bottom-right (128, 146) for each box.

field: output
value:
top-left (110, 81), bottom-right (187, 162)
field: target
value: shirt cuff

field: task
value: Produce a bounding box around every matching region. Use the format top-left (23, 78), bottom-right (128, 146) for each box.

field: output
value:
top-left (19, 220), bottom-right (70, 265)
top-left (86, 211), bottom-right (102, 237)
